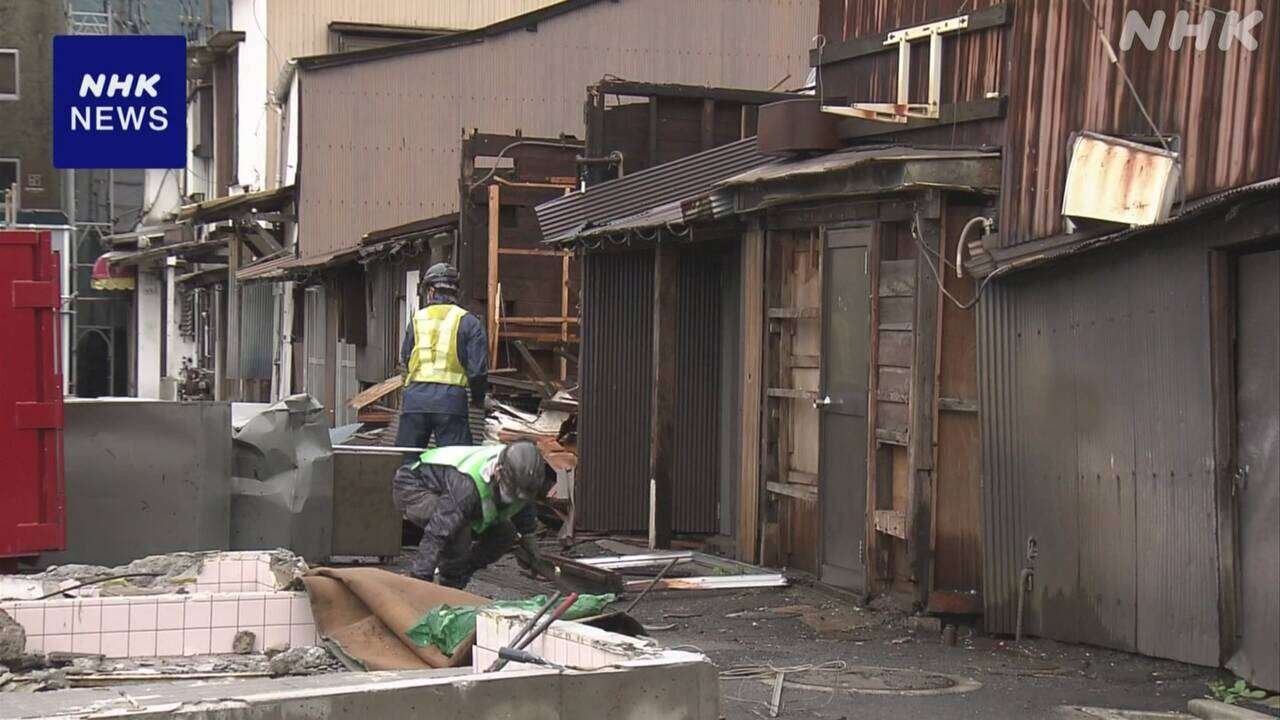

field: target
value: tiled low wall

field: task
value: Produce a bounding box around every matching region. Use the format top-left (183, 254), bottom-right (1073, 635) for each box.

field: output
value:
top-left (472, 607), bottom-right (676, 672)
top-left (1, 552), bottom-right (315, 658)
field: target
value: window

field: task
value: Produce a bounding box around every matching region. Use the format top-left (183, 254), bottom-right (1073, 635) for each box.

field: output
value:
top-left (0, 158), bottom-right (19, 208)
top-left (0, 49), bottom-right (17, 100)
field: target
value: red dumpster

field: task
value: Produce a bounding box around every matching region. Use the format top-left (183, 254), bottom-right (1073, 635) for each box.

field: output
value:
top-left (0, 229), bottom-right (66, 564)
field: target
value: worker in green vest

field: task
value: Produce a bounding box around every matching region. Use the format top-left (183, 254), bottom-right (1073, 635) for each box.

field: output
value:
top-left (391, 440), bottom-right (546, 588)
top-left (396, 262), bottom-right (489, 461)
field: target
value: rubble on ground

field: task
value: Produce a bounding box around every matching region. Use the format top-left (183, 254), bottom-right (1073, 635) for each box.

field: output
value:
top-left (267, 646), bottom-right (343, 676)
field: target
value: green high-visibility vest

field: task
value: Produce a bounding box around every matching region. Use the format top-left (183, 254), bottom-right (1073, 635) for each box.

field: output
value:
top-left (406, 304), bottom-right (468, 387)
top-left (414, 445), bottom-right (526, 534)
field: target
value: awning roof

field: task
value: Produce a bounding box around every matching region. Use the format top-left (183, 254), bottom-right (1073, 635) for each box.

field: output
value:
top-left (718, 146), bottom-right (999, 187)
top-left (536, 137), bottom-right (776, 245)
top-left (176, 185), bottom-right (295, 224)
top-left (968, 177), bottom-right (1280, 278)
top-left (236, 245), bottom-right (360, 282)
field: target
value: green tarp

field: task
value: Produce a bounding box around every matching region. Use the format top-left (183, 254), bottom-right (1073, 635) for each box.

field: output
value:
top-left (406, 594), bottom-right (617, 654)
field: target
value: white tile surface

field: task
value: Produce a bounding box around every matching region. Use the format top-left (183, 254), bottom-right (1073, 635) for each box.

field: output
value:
top-left (156, 629), bottom-right (183, 656)
top-left (156, 601), bottom-right (184, 630)
top-left (101, 631), bottom-right (129, 658)
top-left (45, 605), bottom-right (73, 635)
top-left (129, 630), bottom-right (156, 657)
top-left (128, 600), bottom-right (158, 632)
top-left (183, 628), bottom-right (210, 655)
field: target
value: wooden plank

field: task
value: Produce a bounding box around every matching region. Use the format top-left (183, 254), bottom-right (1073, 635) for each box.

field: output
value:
top-left (767, 306), bottom-right (820, 319)
top-left (836, 97), bottom-right (1008, 141)
top-left (1209, 250), bottom-right (1239, 660)
top-left (649, 244), bottom-right (677, 550)
top-left (809, 4), bottom-right (1012, 66)
top-left (647, 97), bottom-right (659, 168)
top-left (875, 509), bottom-right (907, 539)
top-left (768, 481), bottom-right (817, 502)
top-left (878, 260), bottom-right (916, 297)
top-left (738, 223), bottom-right (765, 562)
top-left (497, 248), bottom-right (570, 256)
top-left (560, 253), bottom-right (570, 380)
top-left (879, 296), bottom-right (915, 326)
top-left (866, 222), bottom-right (884, 592)
top-left (348, 374), bottom-right (403, 410)
top-left (790, 354), bottom-right (820, 369)
top-left (787, 470), bottom-right (818, 486)
top-left (876, 428), bottom-right (908, 446)
top-left (700, 98), bottom-right (716, 151)
top-left (938, 396), bottom-right (979, 413)
top-left (487, 184), bottom-right (501, 369)
top-left (876, 400), bottom-right (909, 434)
top-left (768, 387), bottom-right (819, 400)
top-left (907, 220), bottom-right (941, 605)
top-left (879, 329), bottom-right (914, 367)
top-left (878, 366), bottom-right (911, 403)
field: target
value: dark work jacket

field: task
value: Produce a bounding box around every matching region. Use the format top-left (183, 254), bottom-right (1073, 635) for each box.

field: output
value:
top-left (393, 460), bottom-right (536, 578)
top-left (400, 298), bottom-right (489, 416)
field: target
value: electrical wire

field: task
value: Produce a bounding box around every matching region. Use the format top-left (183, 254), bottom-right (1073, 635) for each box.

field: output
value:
top-left (467, 140), bottom-right (584, 192)
top-left (912, 211), bottom-right (1000, 310)
top-left (1076, 0), bottom-right (1171, 155)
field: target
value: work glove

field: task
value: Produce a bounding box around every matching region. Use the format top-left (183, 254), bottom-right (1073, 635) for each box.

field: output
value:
top-left (513, 533), bottom-right (552, 580)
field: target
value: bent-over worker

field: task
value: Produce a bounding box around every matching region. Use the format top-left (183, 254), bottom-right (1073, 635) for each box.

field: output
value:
top-left (397, 262), bottom-right (488, 461)
top-left (392, 441), bottom-right (546, 588)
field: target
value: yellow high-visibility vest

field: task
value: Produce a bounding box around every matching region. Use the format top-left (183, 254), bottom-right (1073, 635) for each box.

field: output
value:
top-left (406, 304), bottom-right (469, 386)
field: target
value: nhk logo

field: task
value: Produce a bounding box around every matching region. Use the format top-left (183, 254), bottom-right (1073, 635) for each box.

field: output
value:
top-left (1120, 9), bottom-right (1264, 52)
top-left (53, 35), bottom-right (185, 169)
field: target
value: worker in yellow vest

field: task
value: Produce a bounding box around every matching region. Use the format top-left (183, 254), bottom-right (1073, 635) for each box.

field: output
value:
top-left (396, 263), bottom-right (488, 460)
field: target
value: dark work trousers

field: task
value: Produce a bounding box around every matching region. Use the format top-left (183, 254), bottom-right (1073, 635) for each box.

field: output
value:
top-left (393, 486), bottom-right (519, 588)
top-left (395, 411), bottom-right (472, 463)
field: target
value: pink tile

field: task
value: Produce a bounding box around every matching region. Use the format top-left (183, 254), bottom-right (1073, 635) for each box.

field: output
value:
top-left (211, 599), bottom-right (238, 628)
top-left (263, 624), bottom-right (290, 650)
top-left (195, 560), bottom-right (220, 585)
top-left (45, 605), bottom-right (73, 635)
top-left (156, 629), bottom-right (183, 656)
top-left (264, 596), bottom-right (291, 625)
top-left (101, 631), bottom-right (129, 658)
top-left (183, 628), bottom-right (210, 655)
top-left (290, 596), bottom-right (313, 624)
top-left (128, 600), bottom-right (157, 631)
top-left (73, 601), bottom-right (102, 634)
top-left (211, 626), bottom-right (237, 653)
top-left (72, 633), bottom-right (101, 655)
top-left (129, 630), bottom-right (156, 657)
top-left (156, 601), bottom-right (184, 630)
top-left (238, 598), bottom-right (265, 626)
top-left (289, 624), bottom-right (315, 648)
top-left (13, 606), bottom-right (43, 635)
top-left (44, 634), bottom-right (72, 653)
top-left (186, 599), bottom-right (212, 629)
top-left (101, 599), bottom-right (130, 633)
top-left (25, 635), bottom-right (44, 653)
top-left (220, 560), bottom-right (242, 583)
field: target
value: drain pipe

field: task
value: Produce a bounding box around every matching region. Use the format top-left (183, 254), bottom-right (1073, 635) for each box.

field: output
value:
top-left (1014, 567), bottom-right (1034, 643)
top-left (955, 216), bottom-right (992, 278)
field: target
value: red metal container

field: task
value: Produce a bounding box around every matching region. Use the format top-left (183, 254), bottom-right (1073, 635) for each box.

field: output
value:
top-left (0, 229), bottom-right (66, 563)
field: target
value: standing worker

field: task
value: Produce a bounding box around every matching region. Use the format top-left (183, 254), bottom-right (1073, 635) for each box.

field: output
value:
top-left (392, 441), bottom-right (547, 588)
top-left (397, 263), bottom-right (488, 460)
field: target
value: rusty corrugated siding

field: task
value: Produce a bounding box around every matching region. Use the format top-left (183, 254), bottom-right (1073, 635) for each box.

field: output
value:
top-left (577, 246), bottom-right (724, 533)
top-left (977, 226), bottom-right (1224, 666)
top-left (818, 0), bottom-right (1280, 245)
top-left (297, 0), bottom-right (817, 260)
top-left (578, 250), bottom-right (653, 532)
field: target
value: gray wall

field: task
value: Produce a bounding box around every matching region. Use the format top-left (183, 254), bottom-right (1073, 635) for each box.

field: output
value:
top-left (978, 196), bottom-right (1279, 667)
top-left (0, 0), bottom-right (64, 211)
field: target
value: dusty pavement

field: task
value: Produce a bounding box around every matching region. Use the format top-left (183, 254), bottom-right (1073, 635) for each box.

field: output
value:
top-left (384, 543), bottom-right (1275, 720)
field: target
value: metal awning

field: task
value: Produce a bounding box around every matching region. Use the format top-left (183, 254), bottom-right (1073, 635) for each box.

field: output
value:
top-left (176, 185), bottom-right (296, 224)
top-left (236, 245), bottom-right (360, 282)
top-left (719, 145), bottom-right (1001, 212)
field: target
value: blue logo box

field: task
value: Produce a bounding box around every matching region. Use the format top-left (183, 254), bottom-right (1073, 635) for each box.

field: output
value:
top-left (53, 35), bottom-right (186, 169)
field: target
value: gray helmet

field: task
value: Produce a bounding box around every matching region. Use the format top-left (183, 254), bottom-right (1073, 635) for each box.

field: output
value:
top-left (422, 262), bottom-right (459, 293)
top-left (498, 441), bottom-right (545, 502)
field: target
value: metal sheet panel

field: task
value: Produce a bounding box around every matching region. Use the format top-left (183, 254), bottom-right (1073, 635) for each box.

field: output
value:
top-left (818, 0), bottom-right (1280, 246)
top-left (298, 0), bottom-right (818, 260)
top-left (977, 226), bottom-right (1223, 666)
top-left (238, 281), bottom-right (274, 379)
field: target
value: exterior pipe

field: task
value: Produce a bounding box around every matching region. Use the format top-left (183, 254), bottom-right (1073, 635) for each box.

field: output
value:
top-left (956, 216), bottom-right (989, 278)
top-left (1015, 567), bottom-right (1034, 643)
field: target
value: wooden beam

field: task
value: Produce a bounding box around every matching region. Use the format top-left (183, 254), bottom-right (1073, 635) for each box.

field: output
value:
top-left (487, 184), bottom-right (501, 369)
top-left (767, 481), bottom-right (817, 502)
top-left (595, 79), bottom-right (800, 105)
top-left (649, 244), bottom-right (678, 549)
top-left (497, 247), bottom-right (570, 256)
top-left (906, 216), bottom-right (942, 606)
top-left (560, 253), bottom-right (570, 380)
top-left (835, 97), bottom-right (1007, 140)
top-left (767, 306), bottom-right (820, 319)
top-left (647, 97), bottom-right (659, 168)
top-left (738, 223), bottom-right (764, 562)
top-left (874, 509), bottom-right (907, 539)
top-left (809, 4), bottom-right (1012, 66)
top-left (1209, 250), bottom-right (1239, 664)
top-left (700, 98), bottom-right (716, 151)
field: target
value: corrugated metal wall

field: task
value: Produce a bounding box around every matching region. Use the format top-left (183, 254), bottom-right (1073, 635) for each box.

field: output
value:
top-left (298, 0), bottom-right (817, 260)
top-left (238, 282), bottom-right (274, 379)
top-left (977, 233), bottom-right (1222, 666)
top-left (818, 0), bottom-right (1280, 246)
top-left (578, 250), bottom-right (654, 532)
top-left (577, 246), bottom-right (725, 533)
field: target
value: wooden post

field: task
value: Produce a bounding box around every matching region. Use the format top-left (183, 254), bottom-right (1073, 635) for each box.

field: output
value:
top-left (560, 253), bottom-right (570, 380)
top-left (647, 97), bottom-right (659, 167)
top-left (700, 99), bottom-right (716, 151)
top-left (487, 184), bottom-right (500, 368)
top-left (649, 244), bottom-right (677, 549)
top-left (224, 230), bottom-right (242, 401)
top-left (738, 222), bottom-right (765, 561)
top-left (907, 214), bottom-right (942, 607)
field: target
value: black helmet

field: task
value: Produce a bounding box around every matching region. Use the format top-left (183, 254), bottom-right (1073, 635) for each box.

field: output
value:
top-left (422, 262), bottom-right (459, 293)
top-left (497, 441), bottom-right (545, 502)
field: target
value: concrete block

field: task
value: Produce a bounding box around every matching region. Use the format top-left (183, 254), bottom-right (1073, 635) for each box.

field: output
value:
top-left (1187, 699), bottom-right (1275, 720)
